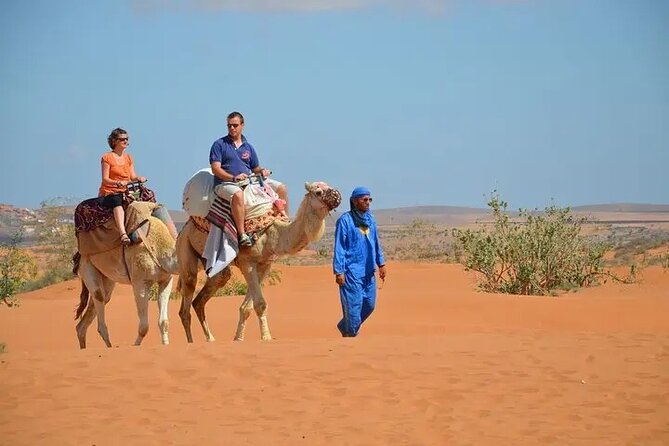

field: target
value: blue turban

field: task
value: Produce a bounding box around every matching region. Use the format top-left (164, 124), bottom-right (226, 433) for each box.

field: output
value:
top-left (350, 186), bottom-right (371, 199)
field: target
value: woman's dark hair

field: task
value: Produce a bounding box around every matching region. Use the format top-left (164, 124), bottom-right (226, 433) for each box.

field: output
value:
top-left (107, 128), bottom-right (128, 149)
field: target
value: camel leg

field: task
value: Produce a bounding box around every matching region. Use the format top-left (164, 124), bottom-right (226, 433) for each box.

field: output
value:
top-left (177, 246), bottom-right (199, 343)
top-left (79, 259), bottom-right (113, 348)
top-left (178, 273), bottom-right (196, 343)
top-left (76, 299), bottom-right (96, 349)
top-left (193, 268), bottom-right (232, 342)
top-left (131, 280), bottom-right (151, 346)
top-left (236, 264), bottom-right (272, 341)
top-left (155, 277), bottom-right (172, 345)
top-left (253, 262), bottom-right (273, 341)
top-left (234, 294), bottom-right (254, 341)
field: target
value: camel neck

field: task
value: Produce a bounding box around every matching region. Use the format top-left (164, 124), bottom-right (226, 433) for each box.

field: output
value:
top-left (273, 198), bottom-right (326, 255)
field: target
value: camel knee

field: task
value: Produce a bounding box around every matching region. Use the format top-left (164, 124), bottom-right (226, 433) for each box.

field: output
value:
top-left (239, 304), bottom-right (253, 320)
top-left (254, 301), bottom-right (267, 316)
top-left (92, 288), bottom-right (107, 303)
top-left (179, 303), bottom-right (191, 321)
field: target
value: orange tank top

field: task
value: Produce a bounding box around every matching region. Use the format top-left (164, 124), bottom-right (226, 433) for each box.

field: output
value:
top-left (98, 152), bottom-right (134, 196)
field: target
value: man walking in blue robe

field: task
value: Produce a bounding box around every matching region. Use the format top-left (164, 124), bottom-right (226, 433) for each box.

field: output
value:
top-left (333, 186), bottom-right (387, 337)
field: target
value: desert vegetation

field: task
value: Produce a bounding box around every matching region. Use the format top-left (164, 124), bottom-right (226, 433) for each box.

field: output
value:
top-left (0, 197), bottom-right (665, 298)
top-left (1, 228), bottom-right (37, 307)
top-left (22, 198), bottom-right (77, 291)
top-left (452, 193), bottom-right (636, 295)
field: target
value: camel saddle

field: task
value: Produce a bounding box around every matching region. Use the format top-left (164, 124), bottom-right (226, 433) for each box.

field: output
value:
top-left (76, 201), bottom-right (162, 256)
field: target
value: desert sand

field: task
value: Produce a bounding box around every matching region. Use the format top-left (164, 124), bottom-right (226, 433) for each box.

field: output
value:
top-left (1, 262), bottom-right (668, 445)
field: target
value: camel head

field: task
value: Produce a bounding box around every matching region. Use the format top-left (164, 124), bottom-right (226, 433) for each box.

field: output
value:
top-left (303, 182), bottom-right (342, 216)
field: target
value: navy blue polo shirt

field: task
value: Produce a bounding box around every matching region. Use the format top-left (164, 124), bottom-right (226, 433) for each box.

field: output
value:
top-left (209, 135), bottom-right (260, 185)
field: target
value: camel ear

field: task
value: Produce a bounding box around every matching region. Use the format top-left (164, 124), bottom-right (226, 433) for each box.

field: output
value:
top-left (304, 182), bottom-right (313, 192)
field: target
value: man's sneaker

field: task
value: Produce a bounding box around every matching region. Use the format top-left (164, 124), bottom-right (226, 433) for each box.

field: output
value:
top-left (239, 233), bottom-right (253, 247)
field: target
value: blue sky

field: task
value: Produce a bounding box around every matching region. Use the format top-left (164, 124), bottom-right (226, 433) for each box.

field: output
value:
top-left (1, 0), bottom-right (667, 211)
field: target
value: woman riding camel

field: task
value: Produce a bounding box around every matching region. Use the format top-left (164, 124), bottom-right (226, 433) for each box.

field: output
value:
top-left (98, 127), bottom-right (147, 245)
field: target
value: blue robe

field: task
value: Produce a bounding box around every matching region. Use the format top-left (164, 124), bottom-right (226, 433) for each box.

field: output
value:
top-left (333, 211), bottom-right (385, 337)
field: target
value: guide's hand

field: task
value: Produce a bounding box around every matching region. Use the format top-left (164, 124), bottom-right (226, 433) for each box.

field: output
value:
top-left (378, 265), bottom-right (387, 281)
top-left (335, 274), bottom-right (345, 286)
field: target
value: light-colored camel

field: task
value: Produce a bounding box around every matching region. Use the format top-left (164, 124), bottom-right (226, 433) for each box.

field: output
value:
top-left (176, 181), bottom-right (341, 342)
top-left (73, 215), bottom-right (178, 349)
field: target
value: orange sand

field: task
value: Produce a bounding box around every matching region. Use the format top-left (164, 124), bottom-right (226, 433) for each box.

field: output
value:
top-left (1, 262), bottom-right (668, 445)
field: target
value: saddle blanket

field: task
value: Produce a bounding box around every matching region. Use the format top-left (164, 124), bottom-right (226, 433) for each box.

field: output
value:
top-left (203, 196), bottom-right (239, 277)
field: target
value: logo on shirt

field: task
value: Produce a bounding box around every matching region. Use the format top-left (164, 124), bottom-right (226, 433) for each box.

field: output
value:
top-left (240, 150), bottom-right (251, 160)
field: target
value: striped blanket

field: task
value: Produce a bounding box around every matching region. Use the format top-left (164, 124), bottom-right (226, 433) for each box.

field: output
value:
top-left (205, 195), bottom-right (237, 240)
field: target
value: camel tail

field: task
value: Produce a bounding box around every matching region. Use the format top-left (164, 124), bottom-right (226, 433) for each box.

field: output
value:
top-left (74, 280), bottom-right (90, 320)
top-left (72, 251), bottom-right (81, 275)
top-left (72, 252), bottom-right (89, 320)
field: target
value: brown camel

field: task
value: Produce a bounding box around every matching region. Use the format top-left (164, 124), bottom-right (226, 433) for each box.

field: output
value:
top-left (176, 181), bottom-right (341, 342)
top-left (73, 206), bottom-right (179, 349)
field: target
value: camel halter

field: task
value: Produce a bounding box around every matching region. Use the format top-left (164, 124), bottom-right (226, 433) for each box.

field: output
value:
top-left (319, 188), bottom-right (342, 211)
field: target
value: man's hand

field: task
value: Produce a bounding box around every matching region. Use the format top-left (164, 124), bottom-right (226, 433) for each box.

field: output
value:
top-left (335, 274), bottom-right (345, 286)
top-left (261, 168), bottom-right (272, 178)
top-left (378, 265), bottom-right (387, 281)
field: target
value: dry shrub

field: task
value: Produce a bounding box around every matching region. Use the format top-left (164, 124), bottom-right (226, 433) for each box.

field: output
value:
top-left (1, 228), bottom-right (37, 307)
top-left (453, 193), bottom-right (634, 295)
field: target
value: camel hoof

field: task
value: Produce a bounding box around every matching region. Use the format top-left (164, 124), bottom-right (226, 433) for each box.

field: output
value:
top-left (206, 337), bottom-right (216, 342)
top-left (261, 336), bottom-right (273, 341)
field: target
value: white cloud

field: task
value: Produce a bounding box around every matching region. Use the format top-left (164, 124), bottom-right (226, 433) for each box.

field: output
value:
top-left (66, 145), bottom-right (88, 161)
top-left (131, 0), bottom-right (523, 15)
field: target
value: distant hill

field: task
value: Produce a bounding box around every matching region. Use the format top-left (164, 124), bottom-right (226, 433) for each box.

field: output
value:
top-left (168, 204), bottom-right (669, 230)
top-left (2, 202), bottom-right (668, 244)
top-left (571, 203), bottom-right (669, 213)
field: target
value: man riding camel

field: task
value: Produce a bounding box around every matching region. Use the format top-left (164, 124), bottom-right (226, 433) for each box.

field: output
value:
top-left (209, 111), bottom-right (288, 247)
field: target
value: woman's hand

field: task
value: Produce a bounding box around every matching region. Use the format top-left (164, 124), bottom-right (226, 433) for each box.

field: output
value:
top-left (136, 176), bottom-right (147, 183)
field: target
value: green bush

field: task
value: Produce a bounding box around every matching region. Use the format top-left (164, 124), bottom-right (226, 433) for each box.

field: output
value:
top-left (452, 193), bottom-right (631, 295)
top-left (22, 198), bottom-right (77, 291)
top-left (1, 228), bottom-right (37, 307)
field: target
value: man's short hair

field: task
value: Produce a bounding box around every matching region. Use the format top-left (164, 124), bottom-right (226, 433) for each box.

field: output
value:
top-left (227, 111), bottom-right (244, 124)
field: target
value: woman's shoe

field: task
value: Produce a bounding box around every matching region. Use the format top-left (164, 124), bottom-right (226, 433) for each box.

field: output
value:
top-left (120, 233), bottom-right (132, 246)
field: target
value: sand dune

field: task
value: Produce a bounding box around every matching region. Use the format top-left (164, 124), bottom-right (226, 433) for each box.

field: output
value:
top-left (1, 262), bottom-right (668, 445)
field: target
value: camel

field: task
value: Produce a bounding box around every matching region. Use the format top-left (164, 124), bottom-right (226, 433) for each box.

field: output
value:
top-left (176, 181), bottom-right (341, 342)
top-left (73, 208), bottom-right (179, 349)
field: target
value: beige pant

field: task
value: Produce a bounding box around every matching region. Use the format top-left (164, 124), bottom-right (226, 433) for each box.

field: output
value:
top-left (214, 178), bottom-right (283, 201)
